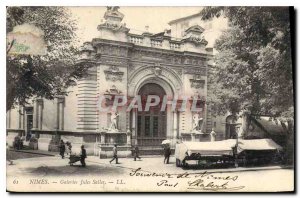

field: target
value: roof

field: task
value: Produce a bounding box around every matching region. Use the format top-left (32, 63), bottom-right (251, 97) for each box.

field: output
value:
top-left (168, 12), bottom-right (202, 25)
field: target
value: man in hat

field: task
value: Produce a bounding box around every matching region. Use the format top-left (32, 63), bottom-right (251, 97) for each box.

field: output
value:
top-left (164, 145), bottom-right (171, 164)
top-left (59, 140), bottom-right (66, 159)
top-left (133, 145), bottom-right (141, 161)
top-left (80, 145), bottom-right (87, 167)
top-left (110, 144), bottom-right (118, 164)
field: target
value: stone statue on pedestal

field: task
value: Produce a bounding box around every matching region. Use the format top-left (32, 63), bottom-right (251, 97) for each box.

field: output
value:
top-left (192, 113), bottom-right (203, 132)
top-left (109, 112), bottom-right (119, 132)
top-left (210, 128), bottom-right (216, 142)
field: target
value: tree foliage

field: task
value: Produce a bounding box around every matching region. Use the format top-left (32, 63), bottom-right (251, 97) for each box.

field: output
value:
top-left (6, 7), bottom-right (89, 111)
top-left (202, 7), bottom-right (294, 126)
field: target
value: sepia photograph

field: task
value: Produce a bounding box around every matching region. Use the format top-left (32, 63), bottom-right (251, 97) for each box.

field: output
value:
top-left (5, 5), bottom-right (294, 192)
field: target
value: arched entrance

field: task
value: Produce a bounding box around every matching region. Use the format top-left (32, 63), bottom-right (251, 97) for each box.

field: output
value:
top-left (137, 83), bottom-right (167, 146)
top-left (225, 115), bottom-right (237, 139)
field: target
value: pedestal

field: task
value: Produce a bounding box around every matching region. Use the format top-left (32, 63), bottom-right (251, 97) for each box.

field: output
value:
top-left (97, 131), bottom-right (132, 158)
top-left (126, 131), bottom-right (131, 145)
top-left (191, 132), bottom-right (196, 142)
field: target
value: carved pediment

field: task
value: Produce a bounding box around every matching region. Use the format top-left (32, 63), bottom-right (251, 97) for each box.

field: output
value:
top-left (185, 25), bottom-right (205, 34)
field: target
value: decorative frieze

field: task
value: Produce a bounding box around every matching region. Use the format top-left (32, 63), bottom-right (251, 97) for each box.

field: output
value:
top-left (104, 66), bottom-right (124, 82)
top-left (185, 67), bottom-right (207, 76)
top-left (190, 75), bottom-right (206, 89)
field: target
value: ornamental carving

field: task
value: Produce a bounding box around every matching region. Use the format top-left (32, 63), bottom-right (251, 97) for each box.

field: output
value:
top-left (185, 68), bottom-right (207, 76)
top-left (190, 75), bottom-right (205, 89)
top-left (152, 66), bottom-right (162, 76)
top-left (104, 85), bottom-right (122, 95)
top-left (104, 66), bottom-right (124, 82)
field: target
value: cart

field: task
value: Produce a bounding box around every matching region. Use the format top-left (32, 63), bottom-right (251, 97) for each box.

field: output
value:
top-left (69, 154), bottom-right (81, 166)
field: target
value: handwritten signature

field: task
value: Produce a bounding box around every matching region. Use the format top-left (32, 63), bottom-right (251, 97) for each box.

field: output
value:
top-left (188, 179), bottom-right (245, 191)
top-left (129, 167), bottom-right (245, 191)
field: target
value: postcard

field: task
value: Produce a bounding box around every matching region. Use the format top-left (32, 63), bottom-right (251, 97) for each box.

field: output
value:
top-left (6, 6), bottom-right (294, 192)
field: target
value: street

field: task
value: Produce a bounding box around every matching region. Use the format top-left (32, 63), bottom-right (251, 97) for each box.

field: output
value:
top-left (6, 154), bottom-right (294, 192)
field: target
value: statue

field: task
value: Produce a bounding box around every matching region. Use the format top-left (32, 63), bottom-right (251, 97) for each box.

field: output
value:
top-left (192, 113), bottom-right (203, 131)
top-left (106, 6), bottom-right (120, 12)
top-left (210, 128), bottom-right (216, 142)
top-left (109, 112), bottom-right (119, 132)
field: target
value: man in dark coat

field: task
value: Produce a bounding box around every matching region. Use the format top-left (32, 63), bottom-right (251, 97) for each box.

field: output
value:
top-left (80, 145), bottom-right (87, 167)
top-left (133, 145), bottom-right (141, 161)
top-left (110, 144), bottom-right (118, 164)
top-left (164, 145), bottom-right (171, 164)
top-left (59, 140), bottom-right (65, 159)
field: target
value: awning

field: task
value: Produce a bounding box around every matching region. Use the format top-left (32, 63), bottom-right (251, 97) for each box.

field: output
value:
top-left (176, 139), bottom-right (282, 161)
top-left (181, 139), bottom-right (236, 156)
top-left (237, 139), bottom-right (282, 153)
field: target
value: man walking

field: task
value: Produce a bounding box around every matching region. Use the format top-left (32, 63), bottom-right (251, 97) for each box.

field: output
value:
top-left (110, 144), bottom-right (118, 164)
top-left (133, 145), bottom-right (141, 161)
top-left (80, 145), bottom-right (87, 167)
top-left (59, 140), bottom-right (65, 159)
top-left (164, 145), bottom-right (171, 164)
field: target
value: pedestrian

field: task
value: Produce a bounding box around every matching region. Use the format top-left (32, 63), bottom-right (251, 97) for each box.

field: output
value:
top-left (164, 145), bottom-right (171, 164)
top-left (133, 145), bottom-right (141, 161)
top-left (110, 144), bottom-right (118, 164)
top-left (80, 145), bottom-right (87, 167)
top-left (59, 140), bottom-right (65, 159)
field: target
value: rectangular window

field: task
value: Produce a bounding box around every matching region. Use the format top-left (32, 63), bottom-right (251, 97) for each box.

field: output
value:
top-left (153, 116), bottom-right (158, 137)
top-left (145, 116), bottom-right (150, 136)
top-left (137, 116), bottom-right (142, 136)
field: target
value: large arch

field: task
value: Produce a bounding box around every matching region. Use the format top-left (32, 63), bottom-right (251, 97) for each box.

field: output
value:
top-left (128, 66), bottom-right (182, 148)
top-left (128, 66), bottom-right (183, 98)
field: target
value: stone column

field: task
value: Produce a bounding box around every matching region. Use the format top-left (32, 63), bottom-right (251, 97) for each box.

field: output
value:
top-left (38, 102), bottom-right (43, 130)
top-left (57, 96), bottom-right (65, 131)
top-left (131, 109), bottom-right (137, 145)
top-left (173, 111), bottom-right (178, 145)
top-left (32, 100), bottom-right (38, 129)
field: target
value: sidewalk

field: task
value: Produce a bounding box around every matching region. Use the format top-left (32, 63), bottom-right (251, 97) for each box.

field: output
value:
top-left (8, 148), bottom-right (293, 174)
top-left (85, 155), bottom-right (293, 174)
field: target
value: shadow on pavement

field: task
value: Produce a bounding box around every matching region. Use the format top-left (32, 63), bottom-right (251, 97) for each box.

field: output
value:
top-left (26, 164), bottom-right (125, 177)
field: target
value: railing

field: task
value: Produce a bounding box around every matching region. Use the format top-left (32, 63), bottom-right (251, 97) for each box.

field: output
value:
top-left (129, 36), bottom-right (143, 44)
top-left (170, 42), bottom-right (180, 50)
top-left (150, 40), bottom-right (162, 47)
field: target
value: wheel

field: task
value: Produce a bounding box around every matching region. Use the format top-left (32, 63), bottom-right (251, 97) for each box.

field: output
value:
top-left (176, 159), bottom-right (181, 167)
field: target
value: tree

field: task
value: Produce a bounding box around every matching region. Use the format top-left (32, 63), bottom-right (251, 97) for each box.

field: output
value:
top-left (6, 7), bottom-right (90, 111)
top-left (201, 7), bottom-right (294, 162)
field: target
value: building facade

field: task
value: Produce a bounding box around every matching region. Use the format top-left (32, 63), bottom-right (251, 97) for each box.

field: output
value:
top-left (7, 7), bottom-right (229, 156)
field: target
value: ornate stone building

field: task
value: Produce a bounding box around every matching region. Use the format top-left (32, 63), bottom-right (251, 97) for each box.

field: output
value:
top-left (7, 7), bottom-right (222, 156)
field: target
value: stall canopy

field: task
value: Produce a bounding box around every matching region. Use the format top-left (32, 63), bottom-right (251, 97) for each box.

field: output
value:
top-left (176, 139), bottom-right (282, 161)
top-left (180, 139), bottom-right (237, 157)
top-left (237, 139), bottom-right (282, 153)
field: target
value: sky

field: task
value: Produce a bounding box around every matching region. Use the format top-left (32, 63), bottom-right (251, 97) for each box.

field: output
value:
top-left (69, 6), bottom-right (224, 45)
